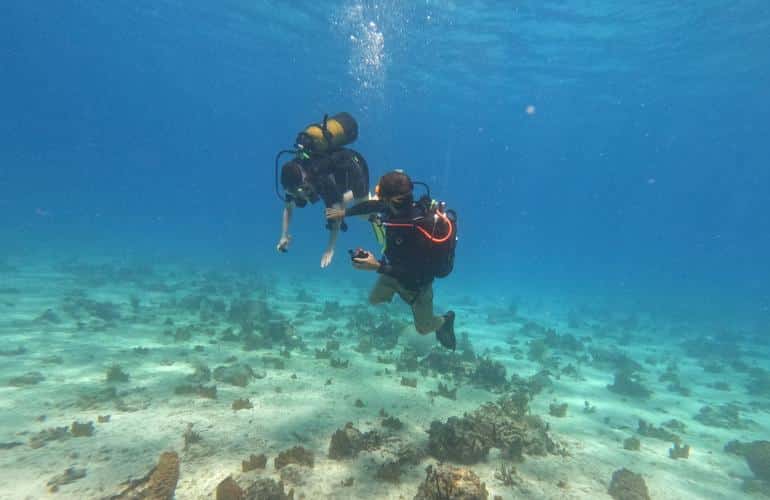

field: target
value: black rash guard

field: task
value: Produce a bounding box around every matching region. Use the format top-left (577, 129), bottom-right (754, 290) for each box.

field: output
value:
top-left (347, 199), bottom-right (445, 290)
top-left (286, 149), bottom-right (369, 209)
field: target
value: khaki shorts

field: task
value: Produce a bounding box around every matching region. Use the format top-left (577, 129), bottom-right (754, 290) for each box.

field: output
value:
top-left (369, 274), bottom-right (443, 335)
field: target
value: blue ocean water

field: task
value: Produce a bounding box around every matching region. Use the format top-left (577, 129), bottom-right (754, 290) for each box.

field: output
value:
top-left (1, 2), bottom-right (770, 497)
top-left (3, 1), bottom-right (769, 319)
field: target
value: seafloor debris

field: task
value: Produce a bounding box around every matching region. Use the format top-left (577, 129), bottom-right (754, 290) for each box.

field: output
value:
top-left (106, 364), bottom-right (130, 383)
top-left (375, 460), bottom-right (401, 483)
top-left (669, 442), bottom-right (691, 459)
top-left (549, 403), bottom-right (568, 417)
top-left (107, 451), bottom-right (180, 500)
top-left (214, 476), bottom-right (294, 500)
top-left (173, 383), bottom-right (217, 399)
top-left (590, 347), bottom-right (642, 372)
top-left (607, 371), bottom-right (652, 399)
top-left (662, 419), bottom-right (686, 433)
top-left (71, 420), bottom-right (94, 437)
top-left (36, 308), bottom-right (62, 323)
top-left (414, 464), bottom-right (489, 500)
top-left (279, 464), bottom-right (308, 486)
top-left (427, 415), bottom-right (489, 464)
top-left (29, 426), bottom-right (69, 449)
top-left (183, 423), bottom-right (202, 450)
top-left (0, 346), bottom-right (26, 357)
top-left (637, 420), bottom-right (680, 444)
top-left (330, 357), bottom-right (349, 369)
top-left (396, 347), bottom-right (419, 372)
top-left (77, 386), bottom-right (121, 410)
top-left (470, 356), bottom-right (507, 391)
top-left (494, 462), bottom-right (521, 487)
top-left (274, 445), bottom-right (314, 469)
top-left (47, 467), bottom-right (86, 492)
top-left (428, 394), bottom-right (562, 464)
top-left (746, 368), bottom-right (770, 396)
top-left (623, 437), bottom-right (641, 451)
top-left (242, 453), bottom-right (267, 472)
top-left (213, 363), bottom-right (255, 387)
top-left (382, 415), bottom-right (403, 431)
top-left (314, 347), bottom-right (332, 359)
top-left (8, 371), bottom-right (45, 386)
top-left (232, 398), bottom-right (253, 411)
top-left (328, 422), bottom-right (382, 459)
top-left (680, 336), bottom-right (742, 362)
top-left (61, 293), bottom-right (122, 322)
top-left (528, 338), bottom-right (548, 362)
top-left (607, 468), bottom-right (650, 500)
top-left (429, 382), bottom-right (457, 400)
top-left (724, 439), bottom-right (752, 457)
top-left (543, 329), bottom-right (584, 353)
top-left (694, 403), bottom-right (754, 429)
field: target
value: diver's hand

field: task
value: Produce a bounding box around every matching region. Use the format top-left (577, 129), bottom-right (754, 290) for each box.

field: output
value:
top-left (276, 235), bottom-right (291, 253)
top-left (352, 250), bottom-right (379, 271)
top-left (320, 248), bottom-right (334, 268)
top-left (325, 207), bottom-right (345, 220)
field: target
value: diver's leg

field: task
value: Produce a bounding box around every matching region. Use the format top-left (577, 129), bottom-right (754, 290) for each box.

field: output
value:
top-left (406, 284), bottom-right (445, 335)
top-left (321, 212), bottom-right (340, 268)
top-left (369, 275), bottom-right (397, 305)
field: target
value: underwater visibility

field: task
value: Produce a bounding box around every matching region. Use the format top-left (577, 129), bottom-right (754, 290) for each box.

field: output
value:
top-left (2, 1), bottom-right (770, 499)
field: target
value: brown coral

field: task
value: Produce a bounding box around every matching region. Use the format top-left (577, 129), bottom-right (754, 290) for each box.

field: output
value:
top-left (232, 398), bottom-right (253, 411)
top-left (108, 451), bottom-right (180, 500)
top-left (214, 476), bottom-right (293, 500)
top-left (608, 468), bottom-right (650, 500)
top-left (274, 446), bottom-right (314, 469)
top-left (328, 423), bottom-right (382, 460)
top-left (414, 464), bottom-right (489, 500)
top-left (242, 453), bottom-right (267, 472)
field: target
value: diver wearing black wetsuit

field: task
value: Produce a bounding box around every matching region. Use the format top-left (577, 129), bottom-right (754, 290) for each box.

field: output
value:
top-left (345, 198), bottom-right (439, 290)
top-left (283, 149), bottom-right (369, 210)
top-left (327, 170), bottom-right (456, 350)
top-left (278, 148), bottom-right (369, 267)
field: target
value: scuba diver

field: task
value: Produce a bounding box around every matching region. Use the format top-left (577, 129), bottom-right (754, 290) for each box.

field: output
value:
top-left (275, 112), bottom-right (370, 268)
top-left (326, 170), bottom-right (458, 350)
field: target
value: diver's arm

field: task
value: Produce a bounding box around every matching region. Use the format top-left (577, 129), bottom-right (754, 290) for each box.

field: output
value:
top-left (282, 202), bottom-right (293, 237)
top-left (326, 199), bottom-right (384, 222)
top-left (277, 202), bottom-right (293, 252)
top-left (320, 203), bottom-right (342, 268)
top-left (345, 199), bottom-right (387, 217)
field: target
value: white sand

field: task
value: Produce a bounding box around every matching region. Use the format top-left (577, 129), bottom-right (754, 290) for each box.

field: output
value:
top-left (0, 256), bottom-right (767, 499)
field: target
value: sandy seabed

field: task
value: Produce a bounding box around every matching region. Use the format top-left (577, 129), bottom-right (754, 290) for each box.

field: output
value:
top-left (0, 256), bottom-right (767, 499)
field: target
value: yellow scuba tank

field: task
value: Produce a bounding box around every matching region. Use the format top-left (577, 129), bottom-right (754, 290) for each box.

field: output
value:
top-left (295, 112), bottom-right (358, 154)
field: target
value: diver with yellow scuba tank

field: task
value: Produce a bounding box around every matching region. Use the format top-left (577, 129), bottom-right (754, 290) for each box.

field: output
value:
top-left (325, 170), bottom-right (459, 350)
top-left (275, 112), bottom-right (370, 268)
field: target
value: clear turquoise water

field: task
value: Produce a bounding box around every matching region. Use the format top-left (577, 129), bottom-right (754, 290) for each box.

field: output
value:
top-left (1, 2), bottom-right (769, 498)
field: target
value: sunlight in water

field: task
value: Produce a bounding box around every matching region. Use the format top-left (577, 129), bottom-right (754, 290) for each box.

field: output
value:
top-left (333, 2), bottom-right (390, 105)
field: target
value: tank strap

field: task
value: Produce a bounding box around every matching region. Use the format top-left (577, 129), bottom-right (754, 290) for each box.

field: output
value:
top-left (320, 114), bottom-right (334, 149)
